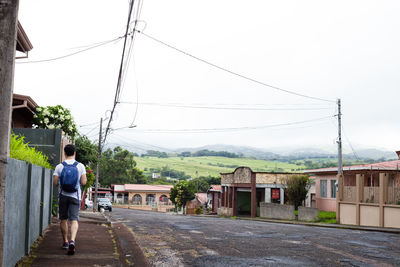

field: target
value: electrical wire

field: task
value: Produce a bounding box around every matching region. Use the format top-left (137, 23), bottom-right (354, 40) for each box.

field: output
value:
top-left (134, 115), bottom-right (333, 133)
top-left (103, 0), bottom-right (137, 143)
top-left (135, 102), bottom-right (334, 111)
top-left (16, 36), bottom-right (125, 64)
top-left (135, 29), bottom-right (336, 103)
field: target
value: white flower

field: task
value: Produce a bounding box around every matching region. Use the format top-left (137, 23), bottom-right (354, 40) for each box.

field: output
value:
top-left (36, 107), bottom-right (42, 112)
top-left (65, 115), bottom-right (71, 120)
top-left (43, 110), bottom-right (50, 116)
top-left (44, 118), bottom-right (49, 124)
top-left (59, 109), bottom-right (64, 114)
top-left (50, 114), bottom-right (55, 118)
top-left (33, 114), bottom-right (37, 118)
top-left (40, 120), bottom-right (43, 124)
top-left (48, 124), bottom-right (55, 129)
top-left (68, 126), bottom-right (73, 131)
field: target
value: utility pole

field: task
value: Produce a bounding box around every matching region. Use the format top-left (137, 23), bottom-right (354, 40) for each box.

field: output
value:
top-left (93, 118), bottom-right (103, 212)
top-left (0, 1), bottom-right (20, 264)
top-left (337, 99), bottom-right (343, 175)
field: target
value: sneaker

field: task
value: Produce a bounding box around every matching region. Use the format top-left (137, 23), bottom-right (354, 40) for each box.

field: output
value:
top-left (68, 240), bottom-right (75, 255)
top-left (62, 242), bottom-right (69, 249)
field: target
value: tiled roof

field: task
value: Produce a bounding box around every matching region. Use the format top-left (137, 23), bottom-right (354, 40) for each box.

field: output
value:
top-left (195, 193), bottom-right (207, 204)
top-left (304, 160), bottom-right (400, 174)
top-left (208, 185), bottom-right (221, 192)
top-left (124, 184), bottom-right (173, 192)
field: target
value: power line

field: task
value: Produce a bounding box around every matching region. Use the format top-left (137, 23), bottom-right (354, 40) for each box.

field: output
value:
top-left (134, 115), bottom-right (333, 133)
top-left (16, 36), bottom-right (124, 64)
top-left (135, 102), bottom-right (334, 111)
top-left (135, 29), bottom-right (336, 103)
top-left (103, 0), bottom-right (137, 143)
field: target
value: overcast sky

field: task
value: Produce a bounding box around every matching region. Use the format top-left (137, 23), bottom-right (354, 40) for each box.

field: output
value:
top-left (15, 0), bottom-right (400, 153)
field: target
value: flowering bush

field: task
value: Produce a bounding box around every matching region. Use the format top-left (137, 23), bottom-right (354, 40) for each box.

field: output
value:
top-left (83, 166), bottom-right (95, 191)
top-left (33, 105), bottom-right (78, 138)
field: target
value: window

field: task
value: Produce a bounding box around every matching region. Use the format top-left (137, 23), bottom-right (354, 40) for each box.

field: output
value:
top-left (320, 180), bottom-right (327, 198)
top-left (331, 180), bottom-right (337, 198)
top-left (146, 194), bottom-right (155, 205)
top-left (159, 195), bottom-right (168, 205)
top-left (132, 194), bottom-right (142, 205)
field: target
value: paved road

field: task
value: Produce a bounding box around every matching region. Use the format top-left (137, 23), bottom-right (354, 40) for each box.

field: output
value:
top-left (109, 208), bottom-right (400, 267)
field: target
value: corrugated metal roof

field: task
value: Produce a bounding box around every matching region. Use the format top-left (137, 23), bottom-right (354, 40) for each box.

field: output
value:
top-left (304, 160), bottom-right (400, 174)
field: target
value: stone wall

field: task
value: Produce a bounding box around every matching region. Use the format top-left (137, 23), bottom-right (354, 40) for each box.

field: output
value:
top-left (221, 167), bottom-right (252, 184)
top-left (260, 202), bottom-right (295, 220)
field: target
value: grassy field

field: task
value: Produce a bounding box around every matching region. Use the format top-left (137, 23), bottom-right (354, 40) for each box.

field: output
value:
top-left (134, 156), bottom-right (305, 178)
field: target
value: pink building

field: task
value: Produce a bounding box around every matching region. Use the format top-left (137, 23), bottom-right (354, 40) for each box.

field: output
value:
top-left (304, 155), bottom-right (400, 213)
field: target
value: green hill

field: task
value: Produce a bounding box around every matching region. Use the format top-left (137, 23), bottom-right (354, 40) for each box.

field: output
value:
top-left (134, 156), bottom-right (305, 178)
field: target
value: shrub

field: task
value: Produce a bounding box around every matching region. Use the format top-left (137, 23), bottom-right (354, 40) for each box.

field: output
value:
top-left (10, 133), bottom-right (52, 169)
top-left (284, 175), bottom-right (310, 210)
top-left (194, 206), bottom-right (203, 215)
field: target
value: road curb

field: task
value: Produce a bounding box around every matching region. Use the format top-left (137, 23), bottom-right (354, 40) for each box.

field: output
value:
top-left (112, 222), bottom-right (150, 267)
top-left (235, 217), bottom-right (400, 234)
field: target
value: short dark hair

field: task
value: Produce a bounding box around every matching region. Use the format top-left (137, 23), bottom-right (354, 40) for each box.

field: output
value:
top-left (64, 144), bottom-right (76, 156)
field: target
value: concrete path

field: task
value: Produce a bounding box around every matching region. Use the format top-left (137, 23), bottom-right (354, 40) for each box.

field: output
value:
top-left (22, 211), bottom-right (149, 267)
top-left (109, 207), bottom-right (400, 267)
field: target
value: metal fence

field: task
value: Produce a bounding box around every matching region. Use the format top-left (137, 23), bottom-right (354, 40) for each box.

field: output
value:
top-left (2, 157), bottom-right (53, 267)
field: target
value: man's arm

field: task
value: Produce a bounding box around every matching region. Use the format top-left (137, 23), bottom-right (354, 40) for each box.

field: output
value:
top-left (80, 174), bottom-right (87, 186)
top-left (54, 175), bottom-right (59, 186)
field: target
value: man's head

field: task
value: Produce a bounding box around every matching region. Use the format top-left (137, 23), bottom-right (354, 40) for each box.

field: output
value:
top-left (64, 144), bottom-right (76, 157)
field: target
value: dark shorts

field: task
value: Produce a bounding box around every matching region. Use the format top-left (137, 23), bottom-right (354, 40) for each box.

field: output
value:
top-left (59, 194), bottom-right (80, 221)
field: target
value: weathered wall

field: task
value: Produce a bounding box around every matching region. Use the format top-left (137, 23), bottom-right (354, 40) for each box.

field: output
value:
top-left (260, 203), bottom-right (295, 220)
top-left (359, 205), bottom-right (379, 227)
top-left (339, 203), bottom-right (357, 225)
top-left (2, 158), bottom-right (53, 267)
top-left (384, 206), bottom-right (400, 228)
top-left (3, 158), bottom-right (29, 267)
top-left (221, 167), bottom-right (252, 184)
top-left (256, 173), bottom-right (291, 184)
top-left (298, 206), bottom-right (319, 221)
top-left (28, 165), bottom-right (42, 249)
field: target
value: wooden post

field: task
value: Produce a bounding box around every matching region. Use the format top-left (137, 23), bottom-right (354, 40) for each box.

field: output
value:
top-left (251, 172), bottom-right (256, 218)
top-left (221, 186), bottom-right (225, 207)
top-left (0, 1), bottom-right (20, 264)
top-left (355, 174), bottom-right (364, 225)
top-left (379, 173), bottom-right (388, 227)
top-left (232, 187), bottom-right (237, 216)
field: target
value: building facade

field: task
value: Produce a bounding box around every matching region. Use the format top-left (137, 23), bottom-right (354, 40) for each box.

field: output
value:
top-left (305, 155), bottom-right (400, 228)
top-left (111, 184), bottom-right (174, 212)
top-left (220, 167), bottom-right (300, 218)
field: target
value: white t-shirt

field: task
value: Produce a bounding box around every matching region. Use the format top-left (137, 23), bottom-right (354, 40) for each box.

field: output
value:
top-left (54, 159), bottom-right (86, 201)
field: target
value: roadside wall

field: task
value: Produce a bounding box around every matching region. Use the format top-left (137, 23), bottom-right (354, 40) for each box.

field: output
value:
top-left (260, 203), bottom-right (295, 220)
top-left (2, 158), bottom-right (53, 267)
top-left (298, 206), bottom-right (319, 221)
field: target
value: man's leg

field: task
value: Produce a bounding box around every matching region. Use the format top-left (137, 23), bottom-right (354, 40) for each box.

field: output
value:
top-left (58, 195), bottom-right (69, 245)
top-left (60, 220), bottom-right (69, 242)
top-left (70, 220), bottom-right (79, 241)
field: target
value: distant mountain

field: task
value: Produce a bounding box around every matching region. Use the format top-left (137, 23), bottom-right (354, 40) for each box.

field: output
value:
top-left (109, 141), bottom-right (397, 161)
top-left (176, 144), bottom-right (279, 159)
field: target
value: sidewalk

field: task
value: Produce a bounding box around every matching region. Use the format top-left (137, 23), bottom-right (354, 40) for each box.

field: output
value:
top-left (21, 211), bottom-right (149, 267)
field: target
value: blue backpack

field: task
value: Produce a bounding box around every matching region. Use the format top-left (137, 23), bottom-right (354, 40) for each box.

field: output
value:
top-left (60, 161), bottom-right (80, 193)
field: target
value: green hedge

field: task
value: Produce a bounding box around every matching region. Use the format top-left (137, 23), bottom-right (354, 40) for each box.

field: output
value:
top-left (10, 133), bottom-right (52, 169)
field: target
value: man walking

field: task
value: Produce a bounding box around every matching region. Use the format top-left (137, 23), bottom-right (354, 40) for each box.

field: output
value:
top-left (53, 144), bottom-right (86, 255)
